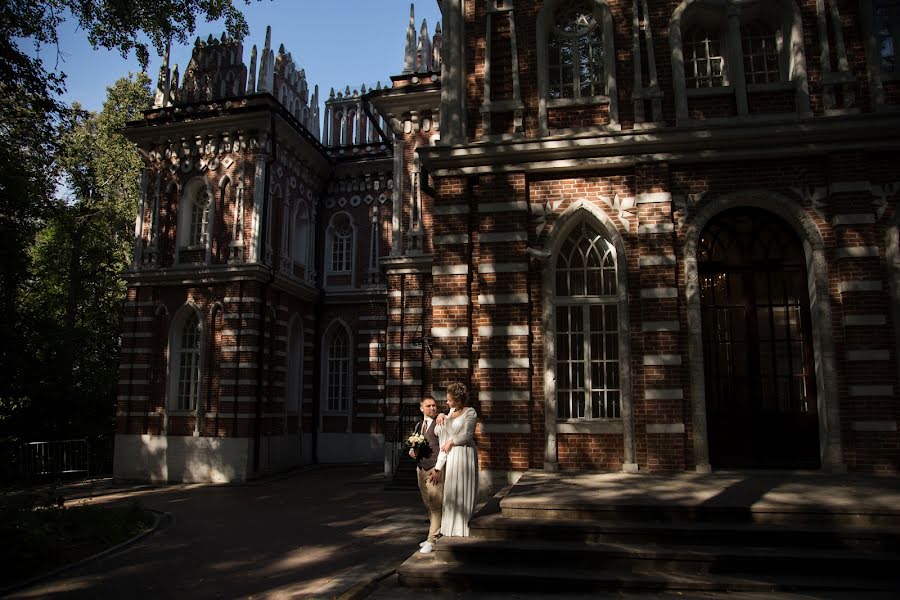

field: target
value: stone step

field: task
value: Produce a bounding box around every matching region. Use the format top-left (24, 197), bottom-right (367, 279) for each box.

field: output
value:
top-left (469, 512), bottom-right (900, 552)
top-left (433, 537), bottom-right (900, 579)
top-left (499, 499), bottom-right (900, 528)
top-left (398, 554), bottom-right (900, 593)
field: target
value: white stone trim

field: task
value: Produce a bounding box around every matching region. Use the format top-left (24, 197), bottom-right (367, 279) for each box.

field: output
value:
top-left (360, 315), bottom-right (388, 321)
top-left (835, 247), bottom-right (880, 259)
top-left (478, 357), bottom-right (530, 369)
top-left (223, 296), bottom-right (262, 304)
top-left (640, 287), bottom-right (678, 299)
top-left (385, 380), bottom-right (421, 386)
top-left (639, 254), bottom-right (677, 267)
top-left (433, 264), bottom-right (469, 275)
top-left (386, 360), bottom-right (423, 367)
top-left (432, 327), bottom-right (470, 337)
top-left (122, 332), bottom-right (153, 338)
top-left (432, 358), bottom-right (469, 369)
top-left (848, 385), bottom-right (893, 396)
top-left (637, 192), bottom-right (672, 204)
top-left (478, 325), bottom-right (529, 337)
top-left (638, 223), bottom-right (674, 234)
top-left (479, 390), bottom-right (530, 402)
top-left (845, 315), bottom-right (886, 326)
top-left (433, 295), bottom-right (470, 306)
top-left (851, 421), bottom-right (897, 432)
top-left (479, 231), bottom-right (527, 242)
top-left (434, 234), bottom-right (470, 245)
top-left (839, 280), bottom-right (882, 293)
top-left (644, 388), bottom-right (683, 400)
top-left (642, 321), bottom-right (680, 331)
top-left (478, 262), bottom-right (528, 273)
top-left (220, 346), bottom-right (260, 353)
top-left (480, 423), bottom-right (531, 433)
top-left (359, 329), bottom-right (387, 335)
top-left (646, 423), bottom-right (686, 434)
top-left (121, 348), bottom-right (153, 354)
top-left (847, 350), bottom-right (890, 361)
top-left (479, 201), bottom-right (528, 213)
top-left (478, 293), bottom-right (529, 304)
top-left (556, 420), bottom-right (624, 434)
top-left (831, 214), bottom-right (876, 226)
top-left (643, 354), bottom-right (682, 366)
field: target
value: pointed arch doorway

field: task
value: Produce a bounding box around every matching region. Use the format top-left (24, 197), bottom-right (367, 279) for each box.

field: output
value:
top-left (698, 207), bottom-right (820, 468)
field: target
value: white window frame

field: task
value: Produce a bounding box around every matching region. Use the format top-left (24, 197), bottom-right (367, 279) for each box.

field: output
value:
top-left (536, 0), bottom-right (619, 134)
top-left (166, 303), bottom-right (205, 427)
top-left (324, 211), bottom-right (357, 288)
top-left (670, 0), bottom-right (811, 123)
top-left (177, 178), bottom-right (213, 252)
top-left (321, 321), bottom-right (353, 429)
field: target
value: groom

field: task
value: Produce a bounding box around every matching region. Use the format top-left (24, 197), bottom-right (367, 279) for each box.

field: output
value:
top-left (409, 395), bottom-right (443, 554)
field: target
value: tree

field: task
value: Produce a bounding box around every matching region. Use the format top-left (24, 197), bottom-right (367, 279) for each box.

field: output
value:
top-left (0, 1), bottom-right (262, 451)
top-left (7, 75), bottom-right (152, 449)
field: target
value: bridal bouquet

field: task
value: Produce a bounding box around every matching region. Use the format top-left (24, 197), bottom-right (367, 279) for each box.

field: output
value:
top-left (406, 432), bottom-right (427, 450)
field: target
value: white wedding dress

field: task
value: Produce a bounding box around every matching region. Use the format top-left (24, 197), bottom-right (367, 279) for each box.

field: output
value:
top-left (436, 407), bottom-right (478, 537)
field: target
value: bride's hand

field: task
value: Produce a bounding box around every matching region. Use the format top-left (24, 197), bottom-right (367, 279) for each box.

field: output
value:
top-left (435, 413), bottom-right (446, 426)
top-left (441, 439), bottom-right (454, 453)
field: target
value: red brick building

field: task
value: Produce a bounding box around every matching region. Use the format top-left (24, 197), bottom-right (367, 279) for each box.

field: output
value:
top-left (114, 0), bottom-right (900, 484)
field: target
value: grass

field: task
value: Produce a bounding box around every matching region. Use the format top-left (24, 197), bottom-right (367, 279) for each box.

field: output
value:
top-left (0, 489), bottom-right (155, 588)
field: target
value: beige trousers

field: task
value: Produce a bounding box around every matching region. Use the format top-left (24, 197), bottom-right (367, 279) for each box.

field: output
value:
top-left (416, 466), bottom-right (444, 543)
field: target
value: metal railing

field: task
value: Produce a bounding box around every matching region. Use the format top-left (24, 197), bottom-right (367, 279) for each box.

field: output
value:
top-left (1, 439), bottom-right (90, 482)
top-left (386, 404), bottom-right (421, 477)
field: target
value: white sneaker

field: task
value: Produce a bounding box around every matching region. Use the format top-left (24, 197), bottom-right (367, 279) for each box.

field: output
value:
top-left (419, 541), bottom-right (434, 554)
top-left (418, 540), bottom-right (428, 548)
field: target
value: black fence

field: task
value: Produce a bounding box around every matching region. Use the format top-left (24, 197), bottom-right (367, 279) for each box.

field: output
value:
top-left (0, 438), bottom-right (112, 484)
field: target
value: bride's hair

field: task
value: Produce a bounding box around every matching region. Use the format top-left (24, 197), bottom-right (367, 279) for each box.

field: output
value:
top-left (446, 382), bottom-right (468, 406)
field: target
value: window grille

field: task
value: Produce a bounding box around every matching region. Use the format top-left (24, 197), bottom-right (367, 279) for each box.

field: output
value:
top-left (555, 223), bottom-right (620, 420)
top-left (330, 214), bottom-right (353, 272)
top-left (742, 23), bottom-right (780, 84)
top-left (685, 29), bottom-right (726, 88)
top-left (326, 328), bottom-right (350, 412)
top-left (548, 0), bottom-right (605, 99)
top-left (176, 313), bottom-right (202, 410)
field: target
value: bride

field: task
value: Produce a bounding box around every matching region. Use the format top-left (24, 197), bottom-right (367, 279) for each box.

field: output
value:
top-left (430, 382), bottom-right (478, 537)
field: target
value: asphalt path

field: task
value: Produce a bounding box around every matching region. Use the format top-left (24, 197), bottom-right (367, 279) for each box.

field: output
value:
top-left (6, 465), bottom-right (423, 599)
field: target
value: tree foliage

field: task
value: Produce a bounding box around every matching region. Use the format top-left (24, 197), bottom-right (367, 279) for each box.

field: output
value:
top-left (6, 75), bottom-right (152, 448)
top-left (0, 1), bottom-right (261, 457)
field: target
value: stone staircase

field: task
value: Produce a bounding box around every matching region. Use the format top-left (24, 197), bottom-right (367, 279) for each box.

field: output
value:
top-left (385, 453), bottom-right (419, 492)
top-left (397, 471), bottom-right (900, 593)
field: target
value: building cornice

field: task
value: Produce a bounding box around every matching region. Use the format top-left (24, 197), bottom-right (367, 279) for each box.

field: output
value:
top-left (124, 263), bottom-right (272, 287)
top-left (416, 112), bottom-right (900, 176)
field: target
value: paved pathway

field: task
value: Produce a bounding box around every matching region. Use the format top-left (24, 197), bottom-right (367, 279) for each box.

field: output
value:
top-left (6, 465), bottom-right (423, 599)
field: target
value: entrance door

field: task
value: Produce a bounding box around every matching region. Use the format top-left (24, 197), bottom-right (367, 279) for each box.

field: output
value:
top-left (698, 208), bottom-right (820, 468)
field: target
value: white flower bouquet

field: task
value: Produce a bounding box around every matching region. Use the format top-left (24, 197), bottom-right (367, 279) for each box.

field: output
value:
top-left (406, 432), bottom-right (427, 450)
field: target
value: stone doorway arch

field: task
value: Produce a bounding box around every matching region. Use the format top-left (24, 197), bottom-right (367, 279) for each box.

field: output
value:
top-left (684, 191), bottom-right (845, 472)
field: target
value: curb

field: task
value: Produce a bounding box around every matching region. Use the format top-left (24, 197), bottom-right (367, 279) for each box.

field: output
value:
top-left (336, 568), bottom-right (397, 600)
top-left (0, 509), bottom-right (169, 597)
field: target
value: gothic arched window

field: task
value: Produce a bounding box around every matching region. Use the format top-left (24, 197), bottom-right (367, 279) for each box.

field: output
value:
top-left (554, 222), bottom-right (620, 420)
top-left (324, 324), bottom-right (351, 413)
top-left (171, 310), bottom-right (202, 411)
top-left (329, 213), bottom-right (353, 273)
top-left (548, 0), bottom-right (606, 99)
top-left (188, 188), bottom-right (211, 247)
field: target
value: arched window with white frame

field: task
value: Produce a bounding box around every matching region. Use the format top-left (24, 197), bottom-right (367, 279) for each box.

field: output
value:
top-left (177, 179), bottom-right (212, 250)
top-left (168, 306), bottom-right (203, 412)
top-left (554, 221), bottom-right (620, 420)
top-left (323, 322), bottom-right (352, 413)
top-left (537, 0), bottom-right (619, 134)
top-left (328, 212), bottom-right (354, 274)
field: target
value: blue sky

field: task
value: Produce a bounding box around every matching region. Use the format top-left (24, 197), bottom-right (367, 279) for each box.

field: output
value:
top-left (40, 0), bottom-right (442, 114)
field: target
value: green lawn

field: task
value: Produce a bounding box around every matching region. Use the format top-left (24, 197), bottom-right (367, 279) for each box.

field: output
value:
top-left (0, 496), bottom-right (155, 588)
